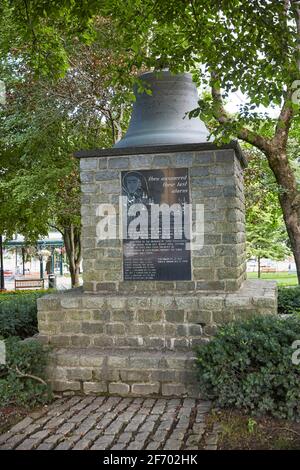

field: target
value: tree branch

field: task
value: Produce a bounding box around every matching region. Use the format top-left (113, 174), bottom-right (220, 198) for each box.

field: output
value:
top-left (9, 365), bottom-right (48, 386)
top-left (273, 88), bottom-right (294, 147)
top-left (211, 80), bottom-right (272, 154)
top-left (290, 0), bottom-right (300, 70)
top-left (49, 223), bottom-right (63, 236)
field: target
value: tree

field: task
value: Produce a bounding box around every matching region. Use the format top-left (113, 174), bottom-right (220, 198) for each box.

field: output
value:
top-left (1, 1), bottom-right (300, 281)
top-left (244, 148), bottom-right (291, 277)
top-left (0, 23), bottom-right (132, 287)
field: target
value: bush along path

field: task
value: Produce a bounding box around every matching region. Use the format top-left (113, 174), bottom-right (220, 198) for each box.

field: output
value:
top-left (196, 315), bottom-right (300, 421)
top-left (0, 290), bottom-right (53, 431)
top-left (0, 290), bottom-right (51, 339)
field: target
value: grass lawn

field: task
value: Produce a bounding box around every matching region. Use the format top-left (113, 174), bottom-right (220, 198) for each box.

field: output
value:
top-left (247, 272), bottom-right (298, 286)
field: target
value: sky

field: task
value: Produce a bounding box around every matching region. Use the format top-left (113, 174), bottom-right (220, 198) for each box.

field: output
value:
top-left (225, 90), bottom-right (280, 118)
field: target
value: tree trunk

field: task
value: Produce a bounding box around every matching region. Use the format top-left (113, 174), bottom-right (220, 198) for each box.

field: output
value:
top-left (63, 224), bottom-right (81, 288)
top-left (69, 262), bottom-right (80, 288)
top-left (265, 148), bottom-right (300, 283)
top-left (258, 256), bottom-right (261, 279)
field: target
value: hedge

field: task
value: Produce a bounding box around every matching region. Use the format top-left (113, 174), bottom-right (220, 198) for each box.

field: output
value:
top-left (196, 315), bottom-right (300, 420)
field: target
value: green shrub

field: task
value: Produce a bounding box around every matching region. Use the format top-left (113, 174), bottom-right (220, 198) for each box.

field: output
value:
top-left (278, 286), bottom-right (300, 315)
top-left (0, 337), bottom-right (52, 407)
top-left (196, 315), bottom-right (300, 420)
top-left (0, 289), bottom-right (52, 302)
top-left (0, 290), bottom-right (51, 339)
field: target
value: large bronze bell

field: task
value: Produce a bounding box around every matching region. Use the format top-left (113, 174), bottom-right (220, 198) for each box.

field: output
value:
top-left (114, 70), bottom-right (211, 148)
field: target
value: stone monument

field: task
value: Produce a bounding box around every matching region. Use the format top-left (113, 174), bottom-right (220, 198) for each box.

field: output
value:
top-left (37, 71), bottom-right (277, 397)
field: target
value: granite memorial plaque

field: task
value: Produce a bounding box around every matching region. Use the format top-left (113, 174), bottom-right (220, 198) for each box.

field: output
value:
top-left (122, 168), bottom-right (191, 281)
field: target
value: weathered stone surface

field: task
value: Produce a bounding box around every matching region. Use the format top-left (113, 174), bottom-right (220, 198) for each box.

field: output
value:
top-left (37, 146), bottom-right (278, 399)
top-left (83, 382), bottom-right (107, 394)
top-left (78, 148), bottom-right (247, 292)
top-left (108, 382), bottom-right (130, 395)
top-left (131, 383), bottom-right (160, 396)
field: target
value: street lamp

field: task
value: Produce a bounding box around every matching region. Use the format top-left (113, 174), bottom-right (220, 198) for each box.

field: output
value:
top-left (0, 235), bottom-right (5, 291)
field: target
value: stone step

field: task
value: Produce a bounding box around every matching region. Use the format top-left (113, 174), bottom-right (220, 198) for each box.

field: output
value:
top-left (47, 348), bottom-right (200, 398)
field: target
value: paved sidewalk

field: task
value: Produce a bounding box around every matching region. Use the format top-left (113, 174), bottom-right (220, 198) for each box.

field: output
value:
top-left (0, 396), bottom-right (218, 450)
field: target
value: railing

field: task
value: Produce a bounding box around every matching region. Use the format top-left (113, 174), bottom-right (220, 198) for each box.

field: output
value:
top-left (15, 278), bottom-right (45, 290)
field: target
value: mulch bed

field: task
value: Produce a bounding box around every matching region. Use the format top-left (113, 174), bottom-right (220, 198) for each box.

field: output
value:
top-left (208, 409), bottom-right (300, 450)
top-left (0, 406), bottom-right (29, 435)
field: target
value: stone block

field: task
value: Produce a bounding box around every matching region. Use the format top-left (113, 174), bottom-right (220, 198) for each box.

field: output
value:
top-left (111, 310), bottom-right (134, 322)
top-left (108, 157), bottom-right (129, 168)
top-left (137, 310), bottom-right (163, 322)
top-left (144, 337), bottom-right (165, 349)
top-left (79, 355), bottom-right (104, 367)
top-left (152, 155), bottom-right (171, 167)
top-left (92, 335), bottom-right (114, 347)
top-left (50, 335), bottom-right (71, 347)
top-left (82, 297), bottom-right (104, 309)
top-left (109, 382), bottom-right (130, 395)
top-left (67, 368), bottom-right (93, 381)
top-left (51, 380), bottom-right (81, 392)
top-left (79, 321), bottom-right (103, 334)
top-left (93, 369), bottom-right (120, 382)
top-left (80, 170), bottom-right (94, 183)
top-left (96, 282), bottom-right (117, 293)
top-left (168, 338), bottom-right (190, 351)
top-left (39, 323), bottom-right (60, 335)
top-left (162, 383), bottom-right (186, 397)
top-left (215, 149), bottom-right (234, 164)
top-left (108, 356), bottom-right (128, 368)
top-left (150, 369), bottom-right (177, 383)
top-left (176, 324), bottom-right (189, 336)
top-left (165, 310), bottom-right (185, 323)
top-left (115, 336), bottom-right (144, 347)
top-left (187, 311), bottom-right (212, 325)
top-left (131, 383), bottom-right (160, 396)
top-left (80, 158), bottom-right (97, 170)
top-left (174, 153), bottom-right (193, 166)
top-left (83, 382), bottom-right (107, 394)
top-left (198, 297), bottom-right (225, 310)
top-left (120, 369), bottom-right (150, 382)
top-left (71, 335), bottom-right (91, 347)
top-left (193, 151), bottom-right (215, 165)
top-left (196, 281), bottom-right (225, 291)
top-left (188, 324), bottom-right (203, 336)
top-left (105, 323), bottom-right (125, 335)
top-left (95, 169), bottom-right (118, 180)
top-left (129, 356), bottom-right (160, 369)
top-left (129, 155), bottom-right (153, 168)
top-left (45, 311), bottom-right (66, 322)
top-left (128, 323), bottom-right (151, 336)
top-left (190, 166), bottom-right (210, 177)
top-left (92, 310), bottom-right (110, 321)
top-left (203, 324), bottom-right (218, 336)
top-left (212, 310), bottom-right (234, 324)
top-left (55, 353), bottom-right (80, 367)
top-left (68, 311), bottom-right (92, 321)
top-left (61, 322), bottom-right (81, 334)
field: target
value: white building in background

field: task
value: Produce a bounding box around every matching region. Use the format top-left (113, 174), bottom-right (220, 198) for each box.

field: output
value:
top-left (2, 231), bottom-right (65, 278)
top-left (1, 231), bottom-right (83, 290)
top-left (247, 256), bottom-right (296, 273)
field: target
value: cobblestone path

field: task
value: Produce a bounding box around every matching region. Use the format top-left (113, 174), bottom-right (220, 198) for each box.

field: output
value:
top-left (0, 396), bottom-right (219, 450)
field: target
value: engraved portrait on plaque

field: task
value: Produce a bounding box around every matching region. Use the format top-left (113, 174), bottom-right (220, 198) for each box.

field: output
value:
top-left (122, 168), bottom-right (191, 281)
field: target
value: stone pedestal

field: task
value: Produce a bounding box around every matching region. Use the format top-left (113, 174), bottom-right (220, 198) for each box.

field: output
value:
top-left (37, 142), bottom-right (277, 397)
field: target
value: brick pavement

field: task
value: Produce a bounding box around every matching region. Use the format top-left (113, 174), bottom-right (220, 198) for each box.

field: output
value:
top-left (0, 396), bottom-right (219, 450)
